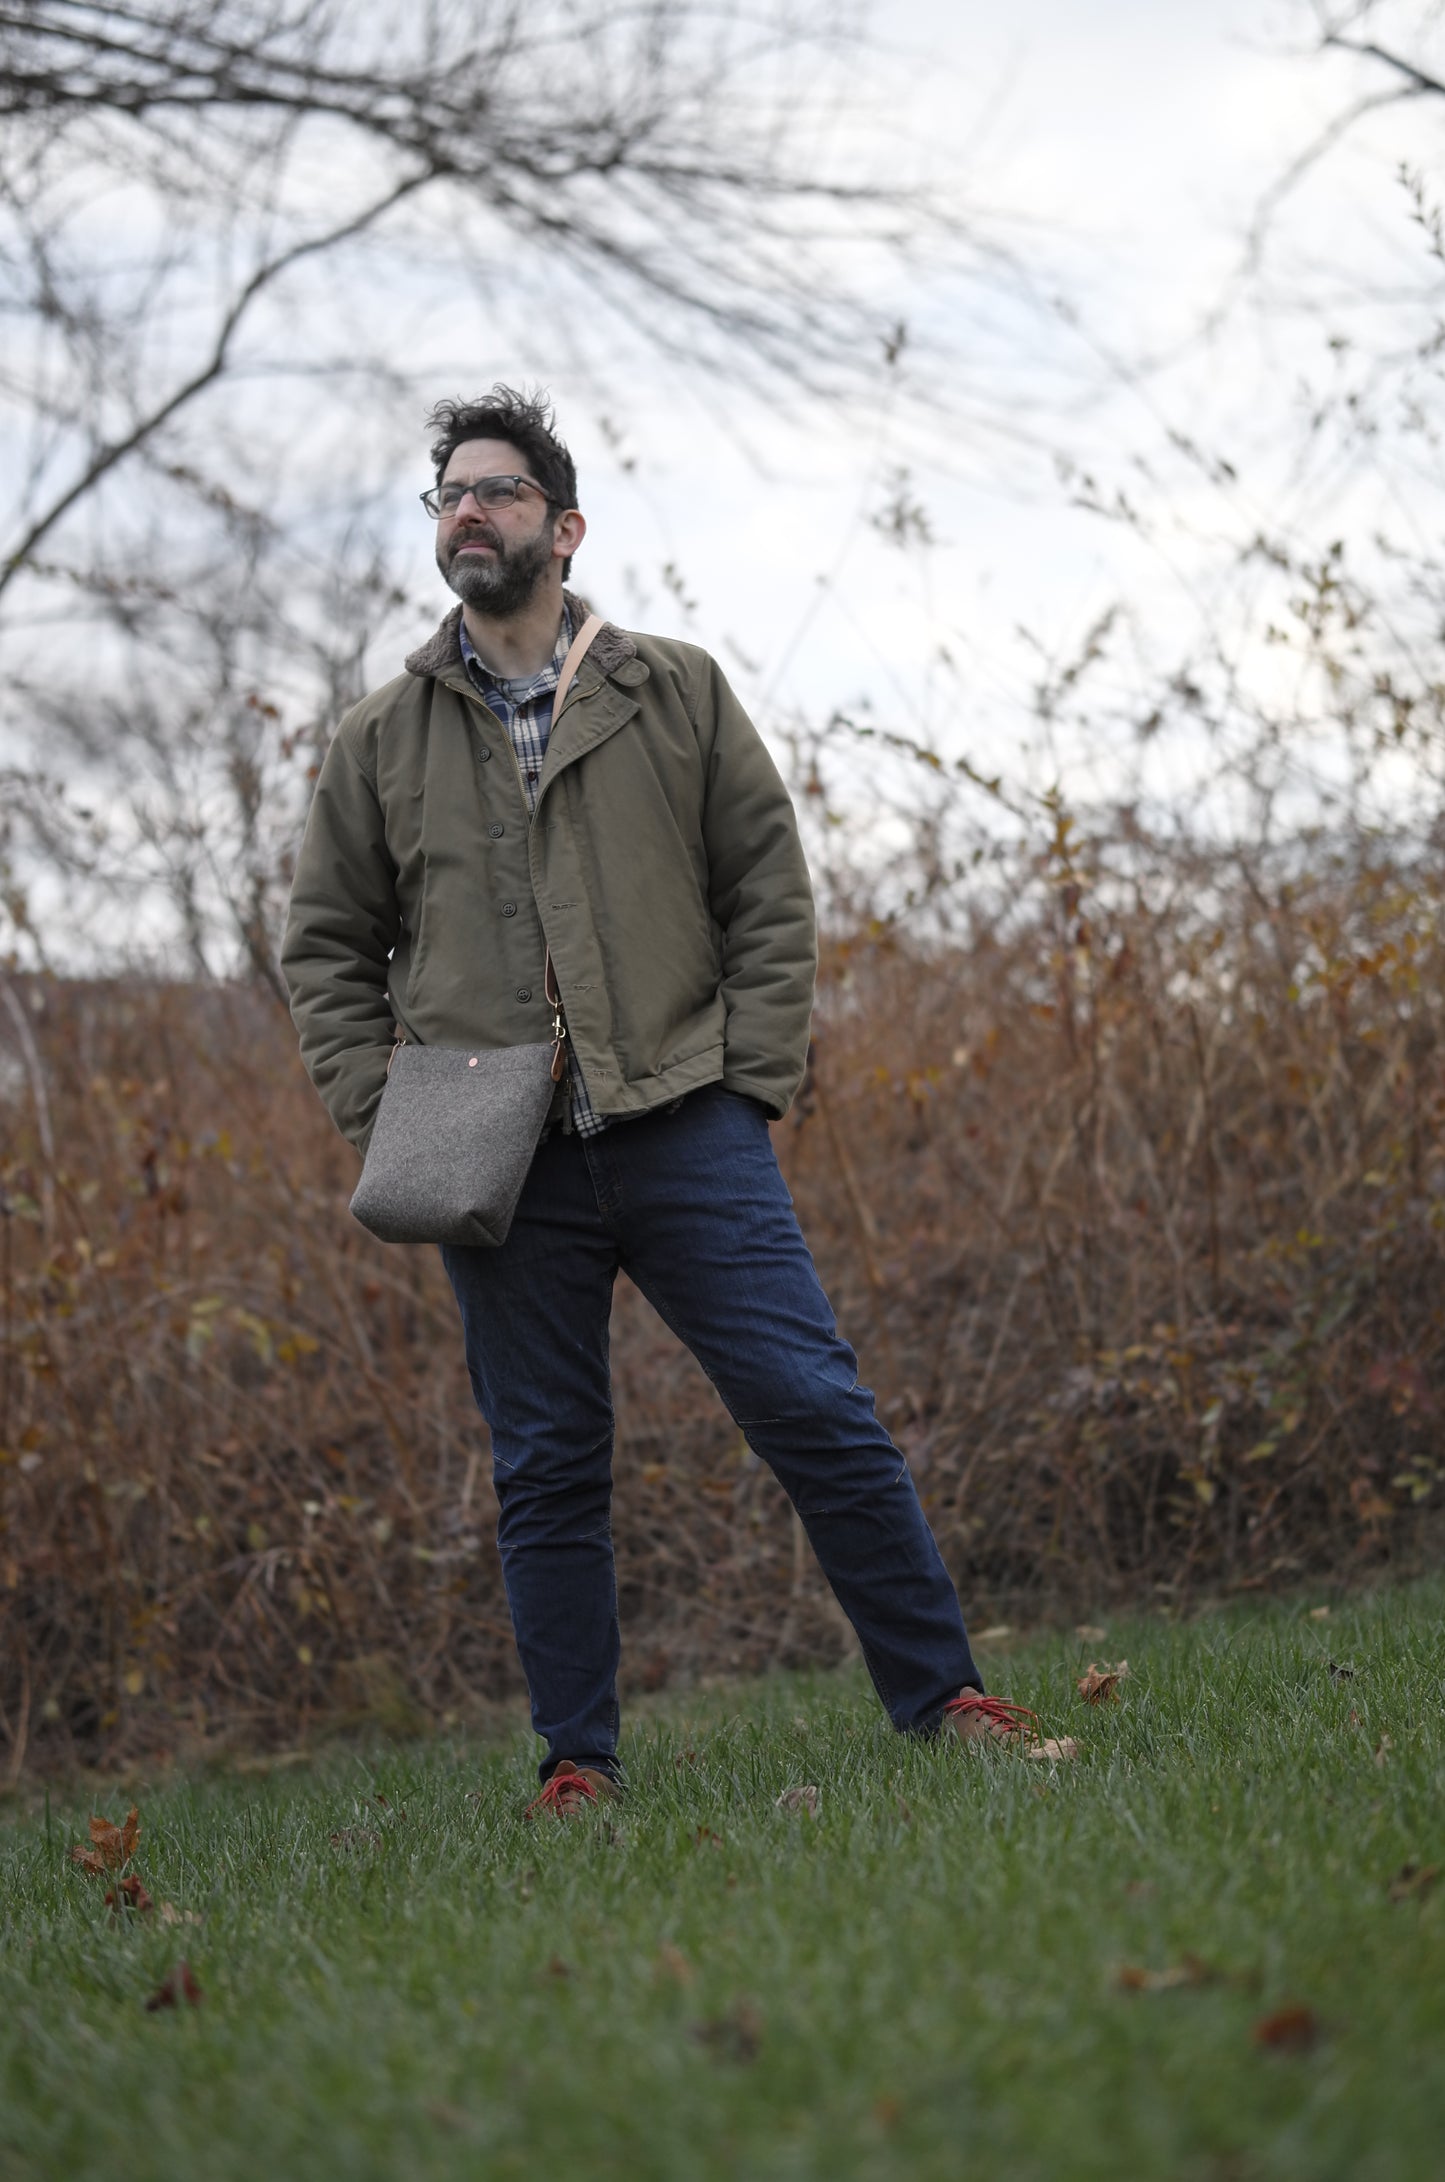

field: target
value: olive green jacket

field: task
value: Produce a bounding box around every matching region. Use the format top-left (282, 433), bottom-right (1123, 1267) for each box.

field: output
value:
top-left (281, 596), bottom-right (817, 1154)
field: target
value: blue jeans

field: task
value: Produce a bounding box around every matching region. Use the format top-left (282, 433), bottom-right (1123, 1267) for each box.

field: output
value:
top-left (441, 1085), bottom-right (981, 1781)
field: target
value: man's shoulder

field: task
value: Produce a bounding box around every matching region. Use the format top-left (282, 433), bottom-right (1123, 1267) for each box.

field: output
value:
top-left (330, 665), bottom-right (433, 764)
top-left (623, 628), bottom-right (729, 716)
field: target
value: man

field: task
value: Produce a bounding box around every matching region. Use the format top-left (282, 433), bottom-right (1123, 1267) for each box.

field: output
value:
top-left (282, 386), bottom-right (1076, 1813)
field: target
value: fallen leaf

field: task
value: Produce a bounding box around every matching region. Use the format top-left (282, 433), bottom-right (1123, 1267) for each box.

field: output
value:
top-left (895, 1797), bottom-right (913, 1824)
top-left (872, 2095), bottom-right (902, 2128)
top-left (1327, 1659), bottom-right (1356, 1682)
top-left (158, 1901), bottom-right (203, 1926)
top-left (328, 1827), bottom-right (382, 1852)
top-left (1252, 2003), bottom-right (1319, 2053)
top-left (1077, 1660), bottom-right (1130, 1704)
top-left (1124, 1880), bottom-right (1157, 1900)
top-left (672, 1748), bottom-right (700, 1769)
top-left (1385, 1860), bottom-right (1439, 1905)
top-left (105, 1874), bottom-right (154, 1915)
top-left (1115, 1954), bottom-right (1213, 1993)
top-left (71, 1805), bottom-right (141, 1875)
top-left (1374, 1735), bottom-right (1393, 1768)
top-left (1308, 1606), bottom-right (1331, 1621)
top-left (690, 1998), bottom-right (763, 2063)
top-left (1075, 1624), bottom-right (1108, 1642)
top-left (145, 1960), bottom-right (203, 2012)
top-left (425, 2101), bottom-right (469, 2133)
top-left (653, 1941), bottom-right (695, 1988)
top-left (542, 1954), bottom-right (571, 1980)
top-left (974, 1624), bottom-right (1012, 1641)
top-left (692, 1825), bottom-right (724, 1850)
top-left (776, 1784), bottom-right (820, 1817)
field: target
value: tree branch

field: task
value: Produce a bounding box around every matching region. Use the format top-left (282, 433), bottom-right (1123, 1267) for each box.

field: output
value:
top-left (1, 167), bottom-right (427, 598)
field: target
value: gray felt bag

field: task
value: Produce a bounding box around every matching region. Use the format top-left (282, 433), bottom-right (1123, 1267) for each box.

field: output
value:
top-left (348, 613), bottom-right (602, 1248)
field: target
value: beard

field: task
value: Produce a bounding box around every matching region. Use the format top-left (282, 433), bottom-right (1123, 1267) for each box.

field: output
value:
top-left (438, 518), bottom-right (556, 615)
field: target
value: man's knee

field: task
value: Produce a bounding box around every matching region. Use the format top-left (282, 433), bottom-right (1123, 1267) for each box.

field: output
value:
top-left (493, 1434), bottom-right (613, 1546)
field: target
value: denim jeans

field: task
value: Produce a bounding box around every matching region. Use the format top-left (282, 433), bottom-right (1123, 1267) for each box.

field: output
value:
top-left (441, 1084), bottom-right (981, 1781)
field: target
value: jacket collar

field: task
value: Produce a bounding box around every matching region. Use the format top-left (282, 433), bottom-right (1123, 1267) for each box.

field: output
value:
top-left (404, 591), bottom-right (638, 682)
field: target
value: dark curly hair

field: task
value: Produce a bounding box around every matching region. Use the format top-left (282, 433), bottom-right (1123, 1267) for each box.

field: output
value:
top-left (425, 385), bottom-right (580, 579)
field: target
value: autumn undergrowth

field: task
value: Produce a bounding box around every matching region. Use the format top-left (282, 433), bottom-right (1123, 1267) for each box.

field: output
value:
top-left (1, 1582), bottom-right (1442, 2182)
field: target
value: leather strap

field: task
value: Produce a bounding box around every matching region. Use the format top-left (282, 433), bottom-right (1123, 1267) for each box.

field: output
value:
top-left (544, 612), bottom-right (603, 1080)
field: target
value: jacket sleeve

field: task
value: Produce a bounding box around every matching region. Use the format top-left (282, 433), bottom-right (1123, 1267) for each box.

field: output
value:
top-left (695, 652), bottom-right (817, 1116)
top-left (280, 720), bottom-right (401, 1154)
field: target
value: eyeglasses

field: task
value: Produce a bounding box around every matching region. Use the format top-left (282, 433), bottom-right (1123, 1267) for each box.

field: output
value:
top-left (420, 473), bottom-right (550, 519)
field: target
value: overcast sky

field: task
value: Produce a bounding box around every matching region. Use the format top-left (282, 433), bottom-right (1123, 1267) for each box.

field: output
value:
top-left (503, 0), bottom-right (1442, 788)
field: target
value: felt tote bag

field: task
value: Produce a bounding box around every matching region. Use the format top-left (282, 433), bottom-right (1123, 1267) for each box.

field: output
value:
top-left (348, 613), bottom-right (603, 1248)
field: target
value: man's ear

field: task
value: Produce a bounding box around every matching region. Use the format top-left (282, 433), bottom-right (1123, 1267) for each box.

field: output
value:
top-left (552, 508), bottom-right (586, 563)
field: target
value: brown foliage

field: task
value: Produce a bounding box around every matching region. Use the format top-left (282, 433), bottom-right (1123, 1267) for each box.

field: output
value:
top-left (1, 831), bottom-right (1442, 1768)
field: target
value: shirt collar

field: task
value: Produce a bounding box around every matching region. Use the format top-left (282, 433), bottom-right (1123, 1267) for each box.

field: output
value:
top-left (458, 606), bottom-right (571, 694)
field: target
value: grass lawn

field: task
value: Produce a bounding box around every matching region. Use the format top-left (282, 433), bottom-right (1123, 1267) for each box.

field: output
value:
top-left (2, 1582), bottom-right (1443, 2181)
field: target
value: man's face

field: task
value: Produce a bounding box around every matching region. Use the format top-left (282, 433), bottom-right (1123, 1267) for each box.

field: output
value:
top-left (434, 437), bottom-right (559, 615)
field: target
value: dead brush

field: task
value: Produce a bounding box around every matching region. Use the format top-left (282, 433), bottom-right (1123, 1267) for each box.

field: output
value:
top-left (1, 822), bottom-right (1441, 1772)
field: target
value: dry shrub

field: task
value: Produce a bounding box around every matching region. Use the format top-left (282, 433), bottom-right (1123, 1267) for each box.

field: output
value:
top-left (1, 832), bottom-right (1441, 1769)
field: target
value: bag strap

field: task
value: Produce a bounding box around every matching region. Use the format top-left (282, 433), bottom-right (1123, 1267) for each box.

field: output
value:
top-left (544, 612), bottom-right (603, 1081)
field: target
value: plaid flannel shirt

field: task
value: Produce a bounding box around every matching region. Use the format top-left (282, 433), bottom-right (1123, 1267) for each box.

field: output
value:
top-left (459, 610), bottom-right (609, 1137)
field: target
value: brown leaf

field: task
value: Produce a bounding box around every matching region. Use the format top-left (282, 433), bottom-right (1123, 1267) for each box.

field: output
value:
top-left (1078, 1660), bottom-right (1130, 1705)
top-left (72, 1805), bottom-right (141, 1874)
top-left (145, 1960), bottom-right (203, 2012)
top-left (775, 1784), bottom-right (820, 1816)
top-left (1386, 1860), bottom-right (1439, 1904)
top-left (1075, 1624), bottom-right (1108, 1642)
top-left (1373, 1734), bottom-right (1393, 1768)
top-left (1115, 1953), bottom-right (1213, 1993)
top-left (692, 1825), bottom-right (724, 1850)
top-left (542, 1954), bottom-right (571, 1980)
top-left (653, 1942), bottom-right (695, 1988)
top-left (1252, 2003), bottom-right (1319, 2053)
top-left (690, 1998), bottom-right (763, 2063)
top-left (329, 1827), bottom-right (382, 1852)
top-left (105, 1874), bottom-right (154, 1915)
top-left (872, 2096), bottom-right (902, 2129)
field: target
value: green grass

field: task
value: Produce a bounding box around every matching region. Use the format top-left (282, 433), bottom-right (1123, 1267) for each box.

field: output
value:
top-left (2, 1584), bottom-right (1443, 2182)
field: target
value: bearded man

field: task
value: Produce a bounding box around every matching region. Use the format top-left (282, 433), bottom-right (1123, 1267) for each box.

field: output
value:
top-left (282, 386), bottom-right (1075, 1812)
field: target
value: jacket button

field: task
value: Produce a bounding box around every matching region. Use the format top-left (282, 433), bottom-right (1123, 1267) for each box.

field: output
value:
top-left (478, 745), bottom-right (492, 760)
top-left (488, 822), bottom-right (505, 838)
top-left (501, 902), bottom-right (517, 917)
top-left (516, 987), bottom-right (532, 1003)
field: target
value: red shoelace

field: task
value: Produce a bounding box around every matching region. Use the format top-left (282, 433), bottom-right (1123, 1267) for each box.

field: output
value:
top-left (943, 1692), bottom-right (1041, 1741)
top-left (523, 1760), bottom-right (602, 1820)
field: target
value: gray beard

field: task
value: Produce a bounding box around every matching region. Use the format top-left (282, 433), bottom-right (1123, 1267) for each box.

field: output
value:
top-left (439, 524), bottom-right (555, 617)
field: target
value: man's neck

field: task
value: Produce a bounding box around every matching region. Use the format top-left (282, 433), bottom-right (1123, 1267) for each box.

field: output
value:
top-left (461, 587), bottom-right (566, 680)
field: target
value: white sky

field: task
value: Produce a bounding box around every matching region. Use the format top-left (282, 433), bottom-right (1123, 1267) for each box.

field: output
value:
top-left (505, 0), bottom-right (1442, 782)
top-left (3, 0), bottom-right (1441, 974)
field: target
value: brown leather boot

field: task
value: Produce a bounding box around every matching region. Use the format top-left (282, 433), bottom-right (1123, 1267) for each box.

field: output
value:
top-left (523, 1759), bottom-right (621, 1819)
top-left (945, 1691), bottom-right (1079, 1762)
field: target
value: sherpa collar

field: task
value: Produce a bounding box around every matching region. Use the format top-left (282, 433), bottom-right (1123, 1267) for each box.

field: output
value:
top-left (404, 592), bottom-right (638, 681)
